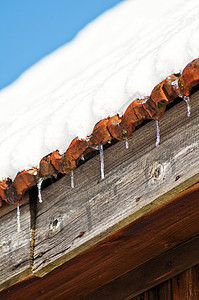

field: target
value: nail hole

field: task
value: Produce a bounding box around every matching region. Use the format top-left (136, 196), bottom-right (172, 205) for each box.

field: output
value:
top-left (75, 231), bottom-right (85, 239)
top-left (53, 219), bottom-right (58, 227)
top-left (136, 197), bottom-right (140, 202)
top-left (175, 175), bottom-right (180, 181)
top-left (49, 216), bottom-right (62, 231)
top-left (167, 260), bottom-right (172, 267)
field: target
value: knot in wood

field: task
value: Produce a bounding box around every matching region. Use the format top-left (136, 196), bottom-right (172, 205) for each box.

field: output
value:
top-left (49, 216), bottom-right (62, 232)
top-left (149, 162), bottom-right (164, 182)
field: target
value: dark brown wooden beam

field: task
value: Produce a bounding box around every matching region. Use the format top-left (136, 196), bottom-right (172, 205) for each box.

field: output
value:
top-left (84, 234), bottom-right (199, 300)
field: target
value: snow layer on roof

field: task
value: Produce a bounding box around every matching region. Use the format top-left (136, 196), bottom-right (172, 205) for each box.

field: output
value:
top-left (0, 0), bottom-right (199, 181)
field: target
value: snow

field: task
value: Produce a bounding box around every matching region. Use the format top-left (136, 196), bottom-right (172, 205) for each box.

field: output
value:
top-left (0, 0), bottom-right (199, 181)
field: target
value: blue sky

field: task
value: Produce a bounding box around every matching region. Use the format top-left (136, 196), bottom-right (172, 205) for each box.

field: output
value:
top-left (0, 0), bottom-right (123, 90)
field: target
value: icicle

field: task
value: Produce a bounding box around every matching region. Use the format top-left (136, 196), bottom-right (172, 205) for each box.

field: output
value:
top-left (71, 170), bottom-right (75, 188)
top-left (17, 203), bottom-right (21, 232)
top-left (99, 144), bottom-right (105, 180)
top-left (183, 95), bottom-right (191, 117)
top-left (155, 119), bottom-right (160, 147)
top-left (125, 139), bottom-right (129, 149)
top-left (81, 155), bottom-right (85, 161)
top-left (37, 178), bottom-right (43, 203)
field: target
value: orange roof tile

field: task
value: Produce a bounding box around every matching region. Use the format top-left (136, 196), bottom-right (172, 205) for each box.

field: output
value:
top-left (0, 57), bottom-right (199, 205)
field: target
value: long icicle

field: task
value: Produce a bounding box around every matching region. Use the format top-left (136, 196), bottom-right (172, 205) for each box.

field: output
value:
top-left (17, 203), bottom-right (21, 232)
top-left (99, 144), bottom-right (105, 180)
top-left (71, 170), bottom-right (75, 188)
top-left (37, 178), bottom-right (43, 203)
top-left (156, 119), bottom-right (160, 147)
top-left (183, 95), bottom-right (191, 117)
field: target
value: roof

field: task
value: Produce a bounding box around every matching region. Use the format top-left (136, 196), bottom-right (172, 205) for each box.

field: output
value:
top-left (0, 57), bottom-right (199, 205)
top-left (0, 0), bottom-right (199, 205)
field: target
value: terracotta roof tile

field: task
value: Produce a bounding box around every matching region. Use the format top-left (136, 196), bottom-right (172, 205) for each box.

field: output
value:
top-left (88, 118), bottom-right (112, 146)
top-left (107, 114), bottom-right (135, 141)
top-left (39, 153), bottom-right (58, 178)
top-left (0, 57), bottom-right (199, 205)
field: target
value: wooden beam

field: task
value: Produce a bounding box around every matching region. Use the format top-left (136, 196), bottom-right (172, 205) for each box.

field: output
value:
top-left (84, 234), bottom-right (199, 299)
top-left (33, 91), bottom-right (199, 277)
top-left (1, 181), bottom-right (199, 300)
top-left (0, 194), bottom-right (31, 291)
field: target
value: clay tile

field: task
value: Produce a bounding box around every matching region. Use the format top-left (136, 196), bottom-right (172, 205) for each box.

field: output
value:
top-left (107, 115), bottom-right (135, 141)
top-left (178, 58), bottom-right (199, 95)
top-left (88, 118), bottom-right (111, 146)
top-left (162, 74), bottom-right (179, 101)
top-left (147, 82), bottom-right (170, 119)
top-left (67, 137), bottom-right (89, 161)
top-left (61, 151), bottom-right (77, 174)
top-left (123, 98), bottom-right (154, 125)
top-left (0, 179), bottom-right (12, 202)
top-left (5, 184), bottom-right (20, 204)
top-left (13, 168), bottom-right (38, 198)
top-left (39, 154), bottom-right (58, 177)
top-left (50, 150), bottom-right (64, 174)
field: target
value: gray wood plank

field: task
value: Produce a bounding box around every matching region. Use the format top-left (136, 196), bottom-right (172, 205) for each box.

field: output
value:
top-left (33, 91), bottom-right (199, 277)
top-left (0, 195), bottom-right (31, 291)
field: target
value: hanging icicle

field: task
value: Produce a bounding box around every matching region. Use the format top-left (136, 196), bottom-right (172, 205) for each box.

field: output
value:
top-left (170, 78), bottom-right (191, 118)
top-left (17, 203), bottom-right (21, 232)
top-left (99, 144), bottom-right (105, 180)
top-left (71, 170), bottom-right (75, 188)
top-left (155, 119), bottom-right (160, 147)
top-left (183, 95), bottom-right (191, 117)
top-left (37, 178), bottom-right (43, 203)
top-left (125, 139), bottom-right (129, 149)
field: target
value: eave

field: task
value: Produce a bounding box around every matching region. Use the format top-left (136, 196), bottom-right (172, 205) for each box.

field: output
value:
top-left (0, 89), bottom-right (199, 299)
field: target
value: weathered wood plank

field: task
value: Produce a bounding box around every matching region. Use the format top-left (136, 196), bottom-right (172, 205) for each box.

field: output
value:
top-left (0, 194), bottom-right (31, 291)
top-left (0, 182), bottom-right (199, 299)
top-left (33, 91), bottom-right (199, 277)
top-left (84, 233), bottom-right (199, 299)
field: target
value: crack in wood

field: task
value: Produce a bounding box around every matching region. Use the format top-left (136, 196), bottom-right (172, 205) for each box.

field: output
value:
top-left (29, 186), bottom-right (38, 270)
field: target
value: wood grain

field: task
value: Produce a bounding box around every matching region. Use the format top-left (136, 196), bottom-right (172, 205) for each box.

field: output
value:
top-left (131, 265), bottom-right (199, 300)
top-left (33, 91), bottom-right (199, 277)
top-left (0, 195), bottom-right (31, 291)
top-left (172, 266), bottom-right (199, 300)
top-left (84, 233), bottom-right (199, 299)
